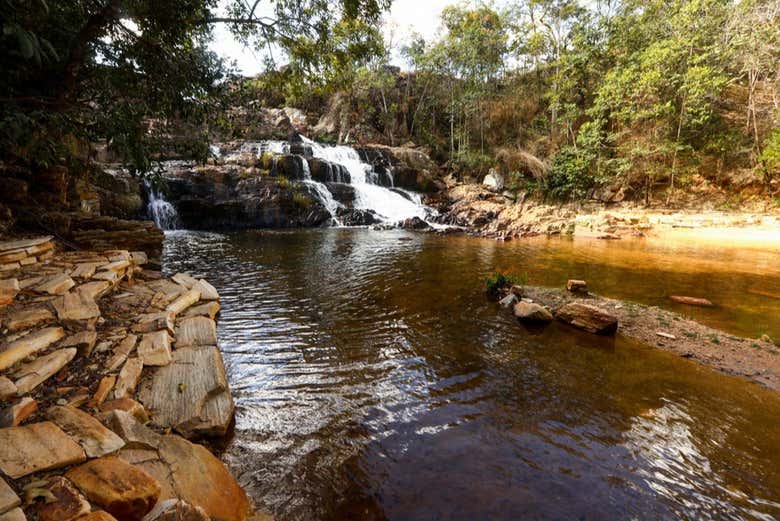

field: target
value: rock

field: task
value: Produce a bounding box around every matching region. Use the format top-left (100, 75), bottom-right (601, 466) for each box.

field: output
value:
top-left (61, 331), bottom-right (99, 357)
top-left (0, 279), bottom-right (19, 306)
top-left (0, 378), bottom-right (17, 401)
top-left (174, 317), bottom-right (217, 347)
top-left (0, 327), bottom-right (65, 371)
top-left (35, 274), bottom-right (76, 295)
top-left (36, 477), bottom-right (91, 521)
top-left (5, 308), bottom-right (54, 332)
top-left (74, 511), bottom-right (118, 520)
top-left (132, 312), bottom-right (175, 336)
top-left (77, 281), bottom-right (112, 300)
top-left (130, 251), bottom-right (148, 266)
top-left (482, 172), bottom-right (505, 191)
top-left (656, 331), bottom-right (677, 340)
top-left (0, 421), bottom-right (86, 479)
top-left (113, 358), bottom-right (143, 399)
top-left (0, 397), bottom-right (37, 427)
top-left (66, 456), bottom-right (161, 521)
top-left (106, 335), bottom-right (137, 372)
top-left (194, 280), bottom-right (219, 301)
top-left (555, 303), bottom-right (618, 335)
top-left (14, 348), bottom-right (77, 394)
top-left (182, 302), bottom-right (220, 320)
top-left (335, 208), bottom-right (381, 226)
top-left (47, 405), bottom-right (125, 458)
top-left (166, 288), bottom-right (201, 316)
top-left (171, 273), bottom-right (197, 289)
top-left (513, 302), bottom-right (554, 323)
top-left (400, 217), bottom-right (430, 230)
top-left (141, 499), bottom-right (209, 521)
top-left (0, 237), bottom-right (52, 253)
top-left (106, 411), bottom-right (162, 450)
top-left (138, 346), bottom-right (234, 438)
top-left (89, 376), bottom-right (116, 408)
top-left (137, 331), bottom-right (173, 367)
top-left (498, 293), bottom-right (518, 309)
top-left (99, 398), bottom-right (149, 424)
top-left (0, 507), bottom-right (25, 521)
top-left (53, 291), bottom-right (101, 324)
top-left (70, 263), bottom-right (103, 280)
top-left (0, 477), bottom-right (21, 514)
top-left (566, 279), bottom-right (588, 294)
top-left (669, 295), bottom-right (714, 307)
top-left (148, 435), bottom-right (249, 521)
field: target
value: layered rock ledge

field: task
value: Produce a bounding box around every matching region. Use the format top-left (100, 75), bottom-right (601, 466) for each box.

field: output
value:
top-left (0, 237), bottom-right (269, 520)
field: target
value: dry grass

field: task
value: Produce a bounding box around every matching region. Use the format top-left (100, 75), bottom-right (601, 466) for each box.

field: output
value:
top-left (496, 147), bottom-right (549, 179)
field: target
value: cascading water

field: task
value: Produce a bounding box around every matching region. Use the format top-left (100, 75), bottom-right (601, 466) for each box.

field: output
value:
top-left (144, 181), bottom-right (179, 231)
top-left (238, 136), bottom-right (434, 226)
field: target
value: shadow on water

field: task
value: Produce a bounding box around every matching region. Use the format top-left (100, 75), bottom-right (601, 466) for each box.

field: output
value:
top-left (162, 229), bottom-right (780, 521)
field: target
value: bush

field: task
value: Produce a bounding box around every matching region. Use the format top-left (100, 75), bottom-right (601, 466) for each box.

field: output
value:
top-left (292, 191), bottom-right (312, 210)
top-left (485, 271), bottom-right (526, 298)
top-left (544, 146), bottom-right (597, 200)
top-left (760, 128), bottom-right (780, 184)
top-left (277, 175), bottom-right (291, 189)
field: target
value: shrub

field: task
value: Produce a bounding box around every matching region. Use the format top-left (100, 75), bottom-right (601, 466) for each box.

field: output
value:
top-left (277, 175), bottom-right (290, 189)
top-left (544, 146), bottom-right (597, 200)
top-left (485, 271), bottom-right (526, 298)
top-left (292, 191), bottom-right (312, 210)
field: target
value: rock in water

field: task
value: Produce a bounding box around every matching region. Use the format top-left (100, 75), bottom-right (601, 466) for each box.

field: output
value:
top-left (566, 279), bottom-right (588, 294)
top-left (66, 456), bottom-right (161, 521)
top-left (669, 295), bottom-right (714, 307)
top-left (555, 303), bottom-right (618, 335)
top-left (513, 302), bottom-right (554, 323)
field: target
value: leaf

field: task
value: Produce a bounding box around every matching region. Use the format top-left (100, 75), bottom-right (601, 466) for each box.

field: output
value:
top-left (15, 29), bottom-right (34, 59)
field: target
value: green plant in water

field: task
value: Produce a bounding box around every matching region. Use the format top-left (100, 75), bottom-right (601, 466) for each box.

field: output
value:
top-left (485, 271), bottom-right (526, 297)
top-left (277, 175), bottom-right (291, 190)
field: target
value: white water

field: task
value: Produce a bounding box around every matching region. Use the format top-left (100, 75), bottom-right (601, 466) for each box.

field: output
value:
top-left (145, 181), bottom-right (179, 230)
top-left (238, 137), bottom-right (432, 225)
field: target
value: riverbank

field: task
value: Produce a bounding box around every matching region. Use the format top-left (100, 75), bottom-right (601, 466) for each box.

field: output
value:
top-left (0, 236), bottom-right (269, 520)
top-left (499, 282), bottom-right (780, 391)
top-left (437, 182), bottom-right (780, 245)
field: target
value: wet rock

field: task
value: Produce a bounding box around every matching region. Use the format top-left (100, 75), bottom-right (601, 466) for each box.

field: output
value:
top-left (106, 411), bottom-right (162, 450)
top-left (0, 478), bottom-right (21, 514)
top-left (36, 477), bottom-right (91, 521)
top-left (0, 421), bottom-right (86, 479)
top-left (566, 279), bottom-right (588, 294)
top-left (400, 217), bottom-right (430, 230)
top-left (513, 302), bottom-right (554, 323)
top-left (499, 293), bottom-right (518, 308)
top-left (14, 348), bottom-right (77, 394)
top-left (137, 331), bottom-right (173, 367)
top-left (0, 397), bottom-right (37, 427)
top-left (669, 295), bottom-right (714, 307)
top-left (66, 456), bottom-right (161, 521)
top-left (138, 346), bottom-right (234, 438)
top-left (0, 327), bottom-right (65, 371)
top-left (308, 159), bottom-right (351, 184)
top-left (99, 398), bottom-right (149, 424)
top-left (555, 303), bottom-right (618, 335)
top-left (174, 317), bottom-right (217, 347)
top-left (113, 358), bottom-right (143, 399)
top-left (47, 405), bottom-right (125, 458)
top-left (5, 308), bottom-right (54, 332)
top-left (335, 208), bottom-right (381, 226)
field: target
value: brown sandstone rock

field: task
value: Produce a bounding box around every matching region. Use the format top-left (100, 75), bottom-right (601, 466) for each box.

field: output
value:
top-left (0, 507), bottom-right (25, 520)
top-left (53, 291), bottom-right (101, 324)
top-left (566, 279), bottom-right (588, 294)
top-left (99, 398), bottom-right (149, 423)
top-left (174, 317), bottom-right (217, 347)
top-left (75, 512), bottom-right (118, 521)
top-left (555, 303), bottom-right (618, 335)
top-left (194, 280), bottom-right (219, 301)
top-left (0, 477), bottom-right (21, 514)
top-left (0, 378), bottom-right (18, 401)
top-left (0, 279), bottom-right (20, 306)
top-left (61, 331), bottom-right (99, 357)
top-left (35, 274), bottom-right (76, 295)
top-left (105, 335), bottom-right (137, 372)
top-left (513, 302), bottom-right (554, 323)
top-left (142, 499), bottom-right (209, 521)
top-left (137, 331), bottom-right (173, 367)
top-left (66, 456), bottom-right (160, 521)
top-left (47, 405), bottom-right (125, 458)
top-left (669, 295), bottom-right (714, 307)
top-left (14, 348), bottom-right (77, 394)
top-left (90, 376), bottom-right (117, 408)
top-left (113, 358), bottom-right (143, 399)
top-left (0, 327), bottom-right (65, 371)
top-left (166, 288), bottom-right (201, 316)
top-left (36, 477), bottom-right (91, 521)
top-left (0, 421), bottom-right (86, 479)
top-left (0, 397), bottom-right (37, 427)
top-left (5, 308), bottom-right (54, 332)
top-left (182, 302), bottom-right (220, 320)
top-left (105, 411), bottom-right (162, 450)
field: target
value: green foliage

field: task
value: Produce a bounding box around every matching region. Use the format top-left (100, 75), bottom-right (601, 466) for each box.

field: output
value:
top-left (485, 271), bottom-right (526, 297)
top-left (277, 175), bottom-right (291, 190)
top-left (292, 191), bottom-right (313, 210)
top-left (761, 128), bottom-right (780, 176)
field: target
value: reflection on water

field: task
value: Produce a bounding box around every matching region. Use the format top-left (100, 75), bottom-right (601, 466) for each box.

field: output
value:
top-left (163, 229), bottom-right (780, 521)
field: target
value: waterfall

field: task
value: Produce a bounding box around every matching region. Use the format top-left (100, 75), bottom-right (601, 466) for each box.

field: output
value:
top-left (145, 181), bottom-right (179, 230)
top-left (239, 136), bottom-right (433, 226)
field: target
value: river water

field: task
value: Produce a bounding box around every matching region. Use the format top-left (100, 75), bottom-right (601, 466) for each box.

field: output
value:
top-left (162, 229), bottom-right (780, 521)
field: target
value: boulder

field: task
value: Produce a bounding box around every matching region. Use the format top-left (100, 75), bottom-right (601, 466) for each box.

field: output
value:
top-left (14, 348), bottom-right (77, 394)
top-left (48, 405), bottom-right (125, 458)
top-left (555, 303), bottom-right (618, 335)
top-left (194, 280), bottom-right (219, 301)
top-left (400, 217), bottom-right (430, 230)
top-left (0, 421), bottom-right (86, 479)
top-left (669, 295), bottom-right (714, 307)
top-left (36, 477), bottom-right (91, 521)
top-left (513, 302), bottom-right (554, 323)
top-left (498, 293), bottom-right (518, 309)
top-left (138, 346), bottom-right (234, 438)
top-left (482, 172), bottom-right (505, 191)
top-left (66, 456), bottom-right (161, 521)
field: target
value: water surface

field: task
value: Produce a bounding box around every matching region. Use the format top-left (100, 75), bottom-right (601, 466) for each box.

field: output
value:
top-left (163, 229), bottom-right (780, 521)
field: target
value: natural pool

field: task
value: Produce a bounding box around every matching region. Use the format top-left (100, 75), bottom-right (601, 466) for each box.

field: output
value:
top-left (163, 229), bottom-right (780, 520)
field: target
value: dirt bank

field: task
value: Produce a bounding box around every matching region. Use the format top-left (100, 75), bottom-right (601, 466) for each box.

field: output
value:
top-left (504, 285), bottom-right (780, 392)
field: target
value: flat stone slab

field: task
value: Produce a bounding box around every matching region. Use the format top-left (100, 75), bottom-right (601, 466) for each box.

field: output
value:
top-left (0, 378), bottom-right (17, 401)
top-left (0, 421), bottom-right (86, 479)
top-left (555, 302), bottom-right (619, 335)
top-left (48, 405), bottom-right (125, 458)
top-left (137, 331), bottom-right (172, 367)
top-left (166, 288), bottom-right (201, 316)
top-left (0, 237), bottom-right (52, 253)
top-left (53, 291), bottom-right (101, 323)
top-left (0, 507), bottom-right (25, 521)
top-left (66, 456), bottom-right (161, 521)
top-left (0, 327), bottom-right (65, 371)
top-left (0, 397), bottom-right (37, 428)
top-left (182, 301), bottom-right (220, 320)
top-left (138, 346), bottom-right (234, 438)
top-left (35, 274), bottom-right (75, 295)
top-left (0, 477), bottom-right (21, 514)
top-left (5, 307), bottom-right (54, 332)
top-left (174, 317), bottom-right (217, 347)
top-left (113, 358), bottom-right (143, 399)
top-left (14, 348), bottom-right (77, 394)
